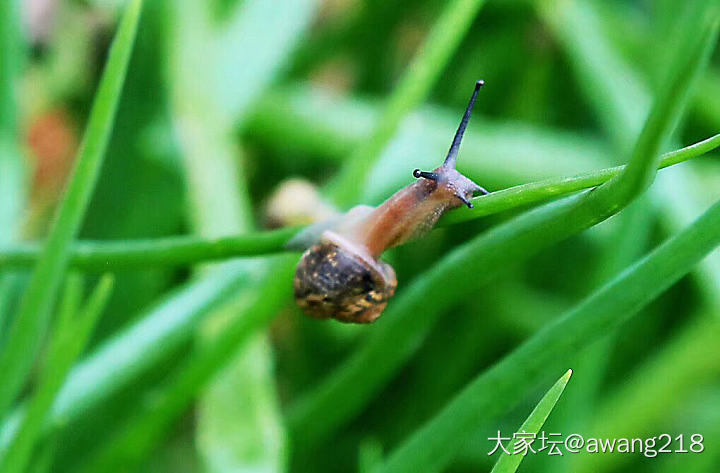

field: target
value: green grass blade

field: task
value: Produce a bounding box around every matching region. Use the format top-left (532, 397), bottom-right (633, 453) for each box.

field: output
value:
top-left (0, 0), bottom-right (21, 136)
top-left (329, 0), bottom-right (488, 205)
top-left (0, 226), bottom-right (300, 269)
top-left (1, 133), bottom-right (717, 270)
top-left (376, 197), bottom-right (720, 472)
top-left (170, 1), bottom-right (315, 470)
top-left (574, 314), bottom-right (720, 473)
top-left (0, 0), bottom-right (142, 419)
top-left (0, 0), bottom-right (24, 248)
top-left (541, 0), bottom-right (720, 313)
top-left (442, 133), bottom-right (720, 224)
top-left (604, 9), bottom-right (718, 199)
top-left (359, 438), bottom-right (384, 473)
top-left (489, 369), bottom-right (572, 473)
top-left (0, 267), bottom-right (250, 453)
top-left (77, 255), bottom-right (295, 473)
top-left (538, 0), bottom-right (649, 151)
top-left (0, 274), bottom-right (113, 473)
top-left (286, 13), bottom-right (716, 450)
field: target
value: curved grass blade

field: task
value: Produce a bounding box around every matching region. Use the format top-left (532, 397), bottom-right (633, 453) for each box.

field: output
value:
top-left (489, 369), bottom-right (573, 473)
top-left (0, 0), bottom-right (142, 419)
top-left (0, 0), bottom-right (26, 337)
top-left (375, 196), bottom-right (720, 473)
top-left (541, 0), bottom-right (720, 312)
top-left (0, 133), bottom-right (717, 270)
top-left (0, 274), bottom-right (113, 473)
top-left (286, 13), bottom-right (718, 450)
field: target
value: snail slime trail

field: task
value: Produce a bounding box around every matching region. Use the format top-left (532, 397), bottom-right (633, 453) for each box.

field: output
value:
top-left (294, 80), bottom-right (489, 324)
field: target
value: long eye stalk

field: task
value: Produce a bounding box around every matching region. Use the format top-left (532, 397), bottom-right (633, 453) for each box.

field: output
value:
top-left (411, 80), bottom-right (488, 209)
top-left (444, 79), bottom-right (484, 169)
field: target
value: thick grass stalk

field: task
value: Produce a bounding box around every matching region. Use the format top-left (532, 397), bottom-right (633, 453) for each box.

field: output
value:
top-left (0, 275), bottom-right (113, 473)
top-left (0, 0), bottom-right (142, 419)
top-left (330, 0), bottom-right (488, 205)
top-left (376, 196), bottom-right (720, 473)
top-left (286, 13), bottom-right (717, 449)
top-left (489, 369), bottom-right (572, 473)
top-left (1, 133), bottom-right (718, 270)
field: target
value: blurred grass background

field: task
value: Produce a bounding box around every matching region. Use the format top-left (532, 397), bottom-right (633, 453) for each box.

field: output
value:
top-left (0, 0), bottom-right (719, 472)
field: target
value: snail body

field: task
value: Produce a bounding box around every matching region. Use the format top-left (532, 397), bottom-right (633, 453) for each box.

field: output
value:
top-left (294, 81), bottom-right (488, 323)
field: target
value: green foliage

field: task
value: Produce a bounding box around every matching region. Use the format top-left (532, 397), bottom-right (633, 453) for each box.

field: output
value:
top-left (0, 0), bottom-right (141, 421)
top-left (490, 369), bottom-right (572, 473)
top-left (0, 0), bottom-right (719, 472)
top-left (0, 274), bottom-right (114, 473)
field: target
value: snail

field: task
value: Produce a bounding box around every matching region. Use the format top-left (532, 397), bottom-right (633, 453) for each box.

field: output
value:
top-left (293, 80), bottom-right (488, 323)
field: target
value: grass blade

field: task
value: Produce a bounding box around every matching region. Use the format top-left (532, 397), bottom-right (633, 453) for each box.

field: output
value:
top-left (0, 0), bottom-right (24, 244)
top-left (0, 266), bottom-right (251, 453)
top-left (441, 133), bottom-right (720, 224)
top-left (542, 0), bottom-right (720, 312)
top-left (489, 369), bottom-right (572, 473)
top-left (0, 0), bottom-right (142, 418)
top-left (1, 133), bottom-right (717, 270)
top-left (574, 314), bottom-right (720, 473)
top-left (169, 1), bottom-right (316, 471)
top-left (0, 274), bottom-right (113, 473)
top-left (0, 226), bottom-right (300, 269)
top-left (77, 255), bottom-right (296, 473)
top-left (376, 196), bottom-right (720, 472)
top-left (286, 12), bottom-right (717, 450)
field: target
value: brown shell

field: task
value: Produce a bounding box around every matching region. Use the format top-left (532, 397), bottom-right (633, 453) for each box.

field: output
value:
top-left (293, 240), bottom-right (397, 323)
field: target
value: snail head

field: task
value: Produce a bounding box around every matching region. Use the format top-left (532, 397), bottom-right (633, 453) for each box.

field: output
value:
top-left (413, 80), bottom-right (488, 209)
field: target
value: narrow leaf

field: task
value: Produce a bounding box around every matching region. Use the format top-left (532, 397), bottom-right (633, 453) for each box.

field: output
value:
top-left (489, 369), bottom-right (572, 473)
top-left (0, 0), bottom-right (141, 418)
top-left (0, 274), bottom-right (114, 473)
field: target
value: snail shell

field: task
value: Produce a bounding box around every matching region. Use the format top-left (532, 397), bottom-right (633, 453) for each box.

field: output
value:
top-left (293, 232), bottom-right (397, 323)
